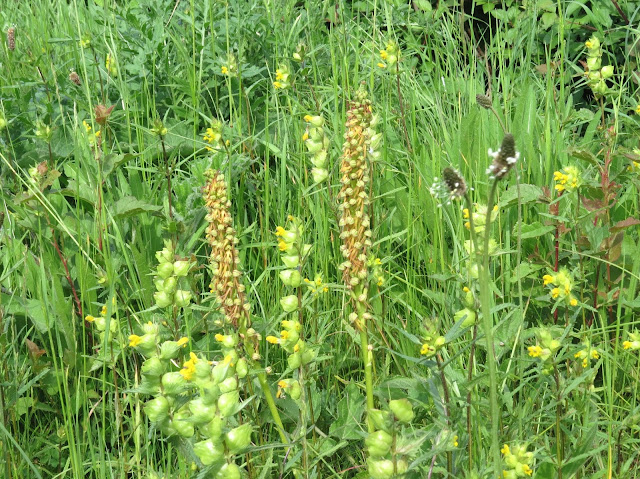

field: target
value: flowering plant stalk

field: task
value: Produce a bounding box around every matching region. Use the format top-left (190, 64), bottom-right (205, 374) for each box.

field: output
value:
top-left (338, 87), bottom-right (379, 432)
top-left (203, 169), bottom-right (288, 444)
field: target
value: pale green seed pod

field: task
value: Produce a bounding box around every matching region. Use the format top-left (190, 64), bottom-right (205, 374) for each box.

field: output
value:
top-left (161, 371), bottom-right (187, 396)
top-left (365, 430), bottom-right (393, 458)
top-left (235, 358), bottom-right (248, 378)
top-left (287, 352), bottom-right (302, 370)
top-left (159, 340), bottom-right (184, 360)
top-left (281, 255), bottom-right (300, 268)
top-left (224, 423), bottom-right (252, 454)
top-left (367, 459), bottom-right (395, 479)
top-left (219, 376), bottom-right (238, 394)
top-left (141, 357), bottom-right (165, 377)
top-left (215, 463), bottom-right (241, 479)
top-left (154, 291), bottom-right (173, 308)
top-left (217, 390), bottom-right (240, 417)
top-left (144, 396), bottom-right (170, 422)
top-left (156, 262), bottom-right (174, 279)
top-left (389, 398), bottom-right (414, 423)
top-left (174, 290), bottom-right (192, 308)
top-left (280, 295), bottom-right (299, 312)
top-left (173, 260), bottom-right (191, 277)
top-left (162, 276), bottom-right (177, 294)
top-left (200, 415), bottom-right (223, 439)
top-left (369, 409), bottom-right (394, 433)
top-left (193, 438), bottom-right (225, 465)
top-left (189, 397), bottom-right (217, 424)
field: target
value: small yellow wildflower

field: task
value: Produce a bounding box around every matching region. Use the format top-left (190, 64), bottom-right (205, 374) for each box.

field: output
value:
top-left (501, 444), bottom-right (510, 455)
top-left (377, 62), bottom-right (386, 69)
top-left (452, 435), bottom-right (459, 447)
top-left (177, 337), bottom-right (189, 347)
top-left (128, 335), bottom-right (142, 347)
top-left (180, 352), bottom-right (199, 380)
top-left (302, 131), bottom-right (309, 141)
top-left (528, 345), bottom-right (542, 358)
top-left (275, 226), bottom-right (286, 237)
top-left (266, 336), bottom-right (279, 344)
top-left (273, 81), bottom-right (282, 89)
top-left (85, 315), bottom-right (95, 323)
top-left (635, 104), bottom-right (640, 114)
top-left (280, 330), bottom-right (290, 340)
top-left (623, 341), bottom-right (632, 349)
top-left (83, 120), bottom-right (92, 133)
top-left (523, 464), bottom-right (533, 476)
top-left (420, 343), bottom-right (430, 355)
top-left (569, 297), bottom-right (578, 307)
top-left (215, 333), bottom-right (224, 342)
top-left (542, 274), bottom-right (554, 286)
top-left (551, 288), bottom-right (560, 299)
top-left (221, 66), bottom-right (229, 75)
top-left (223, 353), bottom-right (235, 367)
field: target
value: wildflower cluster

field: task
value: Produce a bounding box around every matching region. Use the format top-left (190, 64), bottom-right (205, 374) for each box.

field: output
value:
top-left (365, 399), bottom-right (415, 478)
top-left (368, 256), bottom-right (385, 287)
top-left (273, 64), bottom-right (291, 90)
top-left (35, 120), bottom-right (53, 143)
top-left (221, 52), bottom-right (238, 77)
top-left (487, 133), bottom-right (519, 180)
top-left (85, 298), bottom-right (121, 355)
top-left (83, 120), bottom-right (101, 148)
top-left (542, 268), bottom-right (578, 307)
top-left (501, 444), bottom-right (534, 478)
top-left (553, 166), bottom-right (582, 193)
top-left (270, 216), bottom-right (316, 385)
top-left (202, 170), bottom-right (251, 329)
top-left (377, 41), bottom-right (399, 69)
top-left (338, 87), bottom-right (378, 313)
top-left (303, 114), bottom-right (330, 183)
top-left (152, 240), bottom-right (193, 309)
top-left (453, 286), bottom-right (478, 328)
top-left (131, 324), bottom-right (251, 476)
top-left (528, 328), bottom-right (561, 374)
top-left (203, 120), bottom-right (224, 151)
top-left (574, 341), bottom-right (600, 369)
top-left (419, 318), bottom-right (446, 358)
top-left (622, 331), bottom-right (640, 351)
top-left (584, 36), bottom-right (613, 96)
top-left (105, 53), bottom-right (117, 77)
top-left (303, 274), bottom-right (329, 295)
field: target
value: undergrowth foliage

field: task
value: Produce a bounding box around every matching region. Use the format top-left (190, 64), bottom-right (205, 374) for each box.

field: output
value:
top-left (1, 1), bottom-right (640, 479)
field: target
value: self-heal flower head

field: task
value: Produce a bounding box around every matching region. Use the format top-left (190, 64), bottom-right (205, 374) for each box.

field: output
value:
top-left (553, 166), bottom-right (582, 193)
top-left (487, 133), bottom-right (519, 180)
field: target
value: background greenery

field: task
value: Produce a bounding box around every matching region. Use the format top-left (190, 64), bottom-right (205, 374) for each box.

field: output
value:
top-left (1, 0), bottom-right (640, 478)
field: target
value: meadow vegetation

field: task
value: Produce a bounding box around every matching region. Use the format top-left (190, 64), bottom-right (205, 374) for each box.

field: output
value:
top-left (1, 0), bottom-right (640, 478)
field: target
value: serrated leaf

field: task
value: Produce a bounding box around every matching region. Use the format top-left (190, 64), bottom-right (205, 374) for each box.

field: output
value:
top-left (329, 383), bottom-right (364, 441)
top-left (510, 262), bottom-right (544, 283)
top-left (610, 217), bottom-right (640, 234)
top-left (568, 148), bottom-right (598, 166)
top-left (112, 196), bottom-right (162, 219)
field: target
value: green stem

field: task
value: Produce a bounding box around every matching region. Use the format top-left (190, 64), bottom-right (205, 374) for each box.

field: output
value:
top-left (257, 371), bottom-right (288, 444)
top-left (355, 286), bottom-right (375, 433)
top-left (478, 179), bottom-right (501, 475)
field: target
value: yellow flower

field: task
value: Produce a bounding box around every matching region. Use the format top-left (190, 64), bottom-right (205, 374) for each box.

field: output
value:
top-left (528, 345), bottom-right (542, 358)
top-left (380, 50), bottom-right (388, 60)
top-left (590, 349), bottom-right (599, 359)
top-left (569, 296), bottom-right (578, 307)
top-left (280, 330), bottom-right (290, 340)
top-left (275, 70), bottom-right (283, 81)
top-left (82, 120), bottom-right (92, 133)
top-left (128, 334), bottom-right (142, 347)
top-left (501, 444), bottom-right (510, 455)
top-left (585, 40), bottom-right (593, 49)
top-left (266, 335), bottom-right (279, 344)
top-left (542, 274), bottom-right (554, 286)
top-left (452, 435), bottom-right (459, 447)
top-left (377, 62), bottom-right (386, 69)
top-left (221, 66), bottom-right (228, 75)
top-left (85, 315), bottom-right (95, 323)
top-left (215, 334), bottom-right (224, 342)
top-left (302, 131), bottom-right (309, 141)
top-left (275, 226), bottom-right (286, 237)
top-left (223, 354), bottom-right (235, 367)
top-left (523, 464), bottom-right (533, 476)
top-left (177, 337), bottom-right (189, 347)
top-left (551, 288), bottom-right (560, 299)
top-left (180, 352), bottom-right (199, 380)
top-left (623, 341), bottom-right (632, 349)
top-left (273, 81), bottom-right (283, 89)
top-left (420, 343), bottom-right (430, 355)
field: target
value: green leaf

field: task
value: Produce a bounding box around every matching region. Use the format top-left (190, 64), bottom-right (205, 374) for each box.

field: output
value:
top-left (112, 196), bottom-right (162, 219)
top-left (329, 383), bottom-right (364, 441)
top-left (518, 221), bottom-right (555, 240)
top-left (510, 261), bottom-right (544, 283)
top-left (499, 184), bottom-right (544, 207)
top-left (533, 462), bottom-right (555, 479)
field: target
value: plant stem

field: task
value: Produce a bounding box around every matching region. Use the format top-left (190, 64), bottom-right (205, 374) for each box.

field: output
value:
top-left (478, 179), bottom-right (501, 475)
top-left (355, 285), bottom-right (375, 433)
top-left (257, 371), bottom-right (288, 444)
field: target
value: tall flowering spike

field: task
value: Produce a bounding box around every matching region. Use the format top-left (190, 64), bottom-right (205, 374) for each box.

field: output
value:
top-left (487, 133), bottom-right (519, 180)
top-left (202, 170), bottom-right (251, 328)
top-left (338, 87), bottom-right (375, 297)
top-left (7, 27), bottom-right (15, 51)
